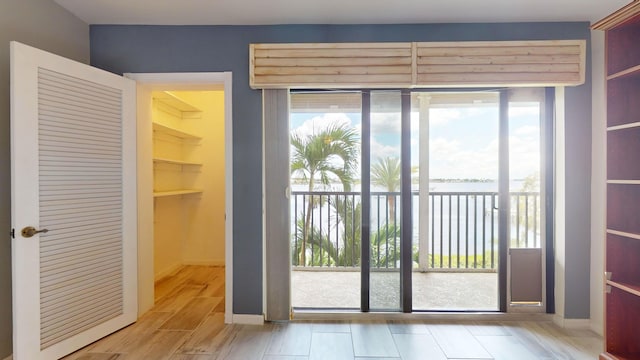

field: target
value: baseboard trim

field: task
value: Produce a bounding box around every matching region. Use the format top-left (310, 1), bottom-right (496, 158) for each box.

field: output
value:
top-left (182, 260), bottom-right (225, 266)
top-left (154, 263), bottom-right (183, 283)
top-left (293, 311), bottom-right (553, 322)
top-left (553, 315), bottom-right (591, 329)
top-left (232, 314), bottom-right (265, 325)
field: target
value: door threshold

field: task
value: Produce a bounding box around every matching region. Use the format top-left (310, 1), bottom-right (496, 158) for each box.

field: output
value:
top-left (292, 310), bottom-right (552, 322)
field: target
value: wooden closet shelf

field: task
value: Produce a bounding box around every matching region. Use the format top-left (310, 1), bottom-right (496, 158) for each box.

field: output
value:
top-left (607, 229), bottom-right (640, 240)
top-left (608, 64), bottom-right (640, 81)
top-left (600, 352), bottom-right (639, 360)
top-left (153, 122), bottom-right (202, 140)
top-left (607, 122), bottom-right (640, 131)
top-left (153, 157), bottom-right (203, 166)
top-left (153, 189), bottom-right (203, 197)
top-left (153, 91), bottom-right (202, 112)
top-left (607, 280), bottom-right (640, 298)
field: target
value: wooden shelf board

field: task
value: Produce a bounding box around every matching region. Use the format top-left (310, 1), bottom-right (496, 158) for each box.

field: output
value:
top-left (152, 122), bottom-right (201, 140)
top-left (607, 280), bottom-right (640, 297)
top-left (607, 122), bottom-right (640, 131)
top-left (608, 64), bottom-right (640, 81)
top-left (153, 189), bottom-right (203, 197)
top-left (153, 157), bottom-right (202, 166)
top-left (607, 229), bottom-right (640, 240)
top-left (153, 91), bottom-right (201, 112)
top-left (607, 180), bottom-right (640, 185)
top-left (601, 351), bottom-right (640, 360)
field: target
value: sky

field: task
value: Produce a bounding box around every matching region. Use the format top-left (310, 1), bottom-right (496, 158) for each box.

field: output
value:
top-left (290, 93), bottom-right (541, 182)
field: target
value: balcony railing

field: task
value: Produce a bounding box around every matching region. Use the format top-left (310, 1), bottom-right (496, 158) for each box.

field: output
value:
top-left (291, 190), bottom-right (540, 271)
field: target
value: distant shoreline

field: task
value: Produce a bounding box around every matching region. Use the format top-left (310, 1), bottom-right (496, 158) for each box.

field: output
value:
top-left (290, 178), bottom-right (524, 185)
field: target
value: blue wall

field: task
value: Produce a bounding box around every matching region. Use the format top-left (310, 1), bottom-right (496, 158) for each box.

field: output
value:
top-left (90, 22), bottom-right (592, 317)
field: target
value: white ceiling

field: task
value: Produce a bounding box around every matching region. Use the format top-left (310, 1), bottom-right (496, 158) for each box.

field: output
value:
top-left (54, 0), bottom-right (628, 25)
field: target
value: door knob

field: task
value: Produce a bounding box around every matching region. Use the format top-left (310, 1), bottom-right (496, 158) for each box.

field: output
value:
top-left (21, 226), bottom-right (49, 238)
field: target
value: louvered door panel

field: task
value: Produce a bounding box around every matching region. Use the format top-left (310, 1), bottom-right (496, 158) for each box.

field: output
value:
top-left (37, 68), bottom-right (125, 349)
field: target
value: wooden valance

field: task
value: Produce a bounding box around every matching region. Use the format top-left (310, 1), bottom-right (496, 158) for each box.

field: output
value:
top-left (249, 40), bottom-right (585, 89)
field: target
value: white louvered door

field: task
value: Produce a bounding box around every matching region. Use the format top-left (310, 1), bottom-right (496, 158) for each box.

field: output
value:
top-left (10, 42), bottom-right (137, 360)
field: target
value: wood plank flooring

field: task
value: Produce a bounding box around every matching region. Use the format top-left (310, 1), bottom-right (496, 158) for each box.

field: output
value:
top-left (64, 265), bottom-right (602, 360)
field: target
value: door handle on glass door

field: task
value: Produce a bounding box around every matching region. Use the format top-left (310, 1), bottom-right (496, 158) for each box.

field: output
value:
top-left (21, 226), bottom-right (49, 238)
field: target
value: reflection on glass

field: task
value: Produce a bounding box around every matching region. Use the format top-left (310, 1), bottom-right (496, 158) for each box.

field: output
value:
top-left (369, 91), bottom-right (402, 311)
top-left (411, 91), bottom-right (500, 311)
top-left (508, 89), bottom-right (543, 250)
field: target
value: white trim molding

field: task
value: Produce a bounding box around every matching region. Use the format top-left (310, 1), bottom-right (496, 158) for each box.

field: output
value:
top-left (232, 314), bottom-right (265, 325)
top-left (553, 315), bottom-right (592, 329)
top-left (124, 71), bottom-right (234, 324)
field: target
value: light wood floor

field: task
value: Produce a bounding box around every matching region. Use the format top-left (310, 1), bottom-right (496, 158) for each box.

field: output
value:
top-left (64, 265), bottom-right (602, 360)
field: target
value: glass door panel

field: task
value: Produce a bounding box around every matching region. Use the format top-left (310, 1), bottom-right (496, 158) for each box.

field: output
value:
top-left (288, 89), bottom-right (545, 312)
top-left (289, 91), bottom-right (362, 309)
top-left (507, 88), bottom-right (545, 308)
top-left (369, 91), bottom-right (402, 311)
top-left (508, 88), bottom-right (543, 250)
top-left (411, 91), bottom-right (500, 311)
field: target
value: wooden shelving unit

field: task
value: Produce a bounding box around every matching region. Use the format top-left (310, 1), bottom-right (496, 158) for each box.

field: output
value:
top-left (152, 91), bottom-right (203, 198)
top-left (593, 2), bottom-right (640, 359)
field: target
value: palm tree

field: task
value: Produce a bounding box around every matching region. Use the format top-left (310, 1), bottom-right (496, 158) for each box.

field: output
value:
top-left (293, 218), bottom-right (336, 266)
top-left (331, 196), bottom-right (361, 267)
top-left (309, 195), bottom-right (401, 269)
top-left (291, 123), bottom-right (359, 265)
top-left (371, 156), bottom-right (401, 224)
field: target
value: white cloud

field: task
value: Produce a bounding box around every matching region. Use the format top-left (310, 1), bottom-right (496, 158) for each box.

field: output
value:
top-left (428, 137), bottom-right (499, 179)
top-left (509, 104), bottom-right (540, 118)
top-left (291, 113), bottom-right (355, 138)
top-left (429, 108), bottom-right (461, 127)
top-left (514, 125), bottom-right (539, 137)
top-left (371, 138), bottom-right (400, 161)
top-left (508, 135), bottom-right (540, 179)
top-left (426, 133), bottom-right (540, 180)
top-left (371, 112), bottom-right (401, 135)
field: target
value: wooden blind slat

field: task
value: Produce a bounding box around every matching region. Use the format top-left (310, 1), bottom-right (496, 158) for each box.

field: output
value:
top-left (254, 48), bottom-right (412, 59)
top-left (255, 57), bottom-right (412, 67)
top-left (417, 45), bottom-right (581, 57)
top-left (418, 63), bottom-right (580, 74)
top-left (417, 54), bottom-right (579, 65)
top-left (417, 72), bottom-right (580, 83)
top-left (253, 42), bottom-right (412, 50)
top-left (257, 74), bottom-right (412, 84)
top-left (255, 65), bottom-right (411, 76)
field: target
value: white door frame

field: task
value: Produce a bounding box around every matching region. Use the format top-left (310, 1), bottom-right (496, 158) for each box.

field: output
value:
top-left (124, 72), bottom-right (233, 324)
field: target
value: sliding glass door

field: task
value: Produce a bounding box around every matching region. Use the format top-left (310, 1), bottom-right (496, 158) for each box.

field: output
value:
top-left (288, 88), bottom-right (547, 312)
